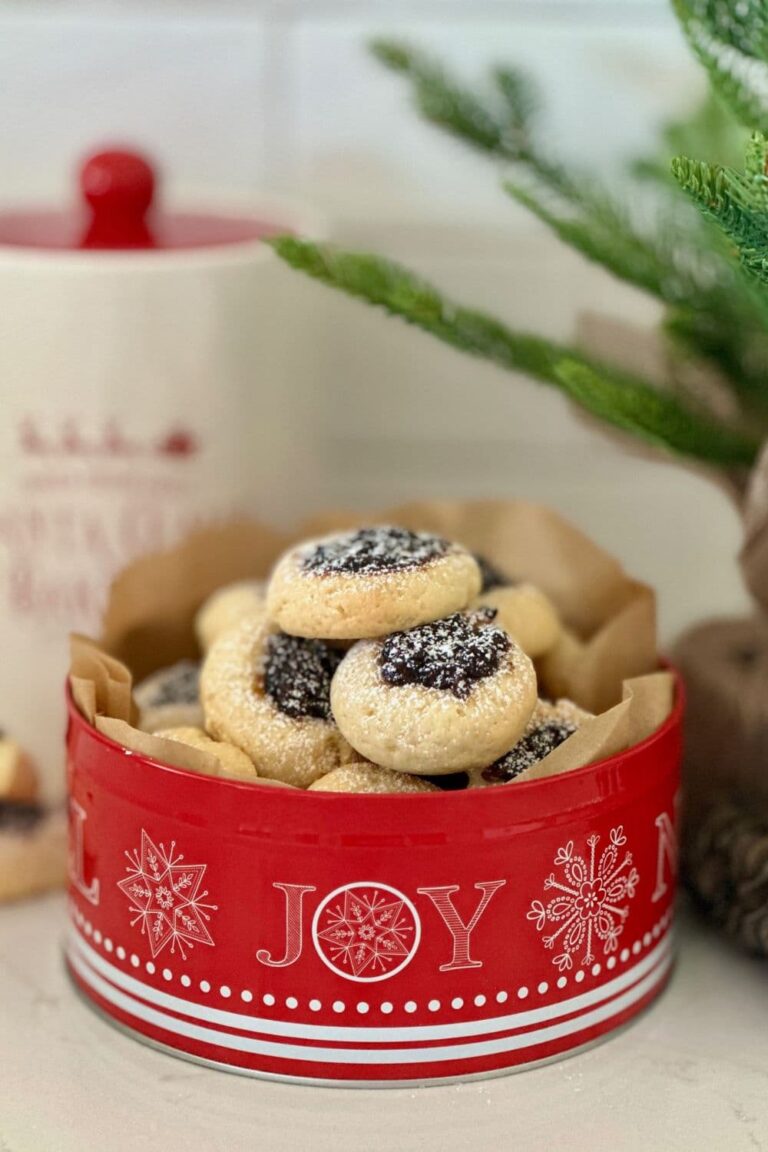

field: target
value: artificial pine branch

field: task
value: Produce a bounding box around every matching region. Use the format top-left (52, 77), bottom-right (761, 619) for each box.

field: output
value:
top-left (633, 91), bottom-right (747, 186)
top-left (371, 44), bottom-right (748, 328)
top-left (492, 67), bottom-right (540, 134)
top-left (370, 38), bottom-right (574, 200)
top-left (504, 180), bottom-right (687, 305)
top-left (369, 39), bottom-right (513, 158)
top-left (673, 0), bottom-right (768, 64)
top-left (269, 235), bottom-right (758, 468)
top-left (672, 146), bottom-right (768, 284)
top-left (371, 37), bottom-right (768, 419)
top-left (553, 359), bottom-right (749, 461)
top-left (672, 0), bottom-right (768, 132)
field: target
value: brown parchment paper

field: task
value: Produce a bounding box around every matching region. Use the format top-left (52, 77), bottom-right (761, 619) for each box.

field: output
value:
top-left (96, 717), bottom-right (221, 776)
top-left (70, 635), bottom-right (220, 775)
top-left (520, 671), bottom-right (674, 782)
top-left (69, 499), bottom-right (669, 784)
top-left (70, 634), bottom-right (138, 726)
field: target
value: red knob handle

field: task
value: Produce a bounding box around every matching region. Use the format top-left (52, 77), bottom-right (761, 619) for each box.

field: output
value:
top-left (79, 148), bottom-right (158, 249)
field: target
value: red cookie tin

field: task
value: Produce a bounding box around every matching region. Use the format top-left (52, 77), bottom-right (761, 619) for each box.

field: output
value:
top-left (65, 684), bottom-right (681, 1086)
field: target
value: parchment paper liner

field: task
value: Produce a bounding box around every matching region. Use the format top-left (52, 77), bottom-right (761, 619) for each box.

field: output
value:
top-left (70, 499), bottom-right (672, 783)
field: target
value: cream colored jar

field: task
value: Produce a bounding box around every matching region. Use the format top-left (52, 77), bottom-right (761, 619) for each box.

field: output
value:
top-left (0, 150), bottom-right (324, 796)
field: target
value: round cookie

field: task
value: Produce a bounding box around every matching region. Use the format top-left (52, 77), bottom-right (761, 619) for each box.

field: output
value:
top-left (468, 697), bottom-right (591, 788)
top-left (201, 616), bottom-right (356, 787)
top-left (135, 660), bottom-right (203, 733)
top-left (195, 579), bottom-right (267, 653)
top-left (267, 526), bottom-right (482, 640)
top-left (330, 609), bottom-right (537, 774)
top-left (154, 726), bottom-right (258, 781)
top-left (473, 583), bottom-right (561, 659)
top-left (309, 763), bottom-right (439, 795)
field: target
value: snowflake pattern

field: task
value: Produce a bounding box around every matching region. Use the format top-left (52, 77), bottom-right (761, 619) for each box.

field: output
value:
top-left (312, 883), bottom-right (420, 982)
top-left (117, 829), bottom-right (217, 959)
top-left (527, 826), bottom-right (639, 972)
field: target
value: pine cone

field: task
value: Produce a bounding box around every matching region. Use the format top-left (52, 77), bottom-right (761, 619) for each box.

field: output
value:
top-left (685, 800), bottom-right (768, 956)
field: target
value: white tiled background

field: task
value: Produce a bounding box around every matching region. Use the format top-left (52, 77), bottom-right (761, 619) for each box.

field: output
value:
top-left (0, 0), bottom-right (750, 640)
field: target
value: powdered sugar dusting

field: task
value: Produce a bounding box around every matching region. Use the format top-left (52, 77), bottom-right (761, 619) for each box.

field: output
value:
top-left (380, 610), bottom-right (511, 700)
top-left (482, 721), bottom-right (577, 783)
top-left (264, 634), bottom-right (344, 720)
top-left (480, 697), bottom-right (591, 783)
top-left (301, 526), bottom-right (451, 576)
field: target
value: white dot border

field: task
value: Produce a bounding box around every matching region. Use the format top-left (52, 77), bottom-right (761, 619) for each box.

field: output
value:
top-left (67, 902), bottom-right (673, 1017)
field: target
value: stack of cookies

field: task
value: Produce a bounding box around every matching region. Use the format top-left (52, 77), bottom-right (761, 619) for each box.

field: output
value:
top-left (136, 526), bottom-right (590, 793)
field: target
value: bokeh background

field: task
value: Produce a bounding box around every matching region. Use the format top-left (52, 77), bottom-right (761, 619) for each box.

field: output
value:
top-left (0, 0), bottom-right (747, 642)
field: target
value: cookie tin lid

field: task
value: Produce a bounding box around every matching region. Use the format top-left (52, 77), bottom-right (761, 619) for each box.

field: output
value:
top-left (0, 147), bottom-right (284, 252)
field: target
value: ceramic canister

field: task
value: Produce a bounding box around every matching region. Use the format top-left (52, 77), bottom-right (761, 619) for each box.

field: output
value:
top-left (66, 682), bottom-right (682, 1086)
top-left (0, 150), bottom-right (324, 797)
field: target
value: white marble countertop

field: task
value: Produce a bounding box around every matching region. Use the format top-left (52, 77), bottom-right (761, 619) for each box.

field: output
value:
top-left (1, 894), bottom-right (767, 1151)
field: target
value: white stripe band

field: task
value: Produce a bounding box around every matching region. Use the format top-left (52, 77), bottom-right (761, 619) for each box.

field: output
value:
top-left (68, 926), bottom-right (672, 1044)
top-left (68, 942), bottom-right (671, 1066)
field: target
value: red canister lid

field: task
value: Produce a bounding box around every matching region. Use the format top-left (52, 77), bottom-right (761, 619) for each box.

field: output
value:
top-left (0, 147), bottom-right (283, 251)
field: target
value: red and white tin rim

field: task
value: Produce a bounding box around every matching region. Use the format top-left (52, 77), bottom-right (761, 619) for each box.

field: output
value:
top-left (66, 918), bottom-right (674, 1083)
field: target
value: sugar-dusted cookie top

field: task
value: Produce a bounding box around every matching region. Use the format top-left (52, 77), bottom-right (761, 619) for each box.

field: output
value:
top-left (267, 525), bottom-right (482, 640)
top-left (380, 609), bottom-right (509, 700)
top-left (263, 633), bottom-right (345, 721)
top-left (301, 526), bottom-right (451, 576)
top-left (330, 611), bottom-right (537, 776)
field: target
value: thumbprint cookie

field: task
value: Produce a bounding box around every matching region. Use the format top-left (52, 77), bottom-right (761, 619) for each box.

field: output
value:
top-left (201, 616), bottom-right (356, 787)
top-left (330, 609), bottom-right (537, 774)
top-left (267, 526), bottom-right (481, 640)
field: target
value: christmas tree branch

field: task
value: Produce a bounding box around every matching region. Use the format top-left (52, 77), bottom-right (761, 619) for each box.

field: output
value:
top-left (672, 0), bottom-right (768, 132)
top-left (370, 38), bottom-right (518, 159)
top-left (369, 37), bottom-right (574, 198)
top-left (269, 235), bottom-right (758, 468)
top-left (369, 34), bottom-right (768, 408)
top-left (504, 180), bottom-right (684, 304)
top-left (672, 150), bottom-right (768, 284)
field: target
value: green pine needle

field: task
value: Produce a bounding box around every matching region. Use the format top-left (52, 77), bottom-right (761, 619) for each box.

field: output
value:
top-left (553, 358), bottom-right (748, 461)
top-left (268, 235), bottom-right (758, 468)
top-left (492, 67), bottom-right (539, 134)
top-left (369, 37), bottom-right (757, 338)
top-left (369, 38), bottom-right (509, 157)
top-left (672, 1), bottom-right (768, 131)
top-left (672, 153), bottom-right (768, 283)
top-left (504, 179), bottom-right (681, 303)
top-left (673, 0), bottom-right (768, 63)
